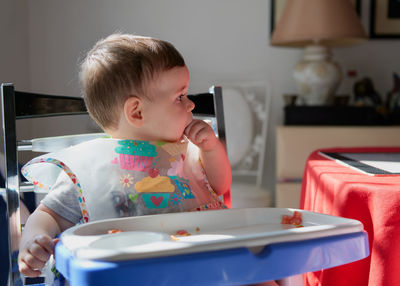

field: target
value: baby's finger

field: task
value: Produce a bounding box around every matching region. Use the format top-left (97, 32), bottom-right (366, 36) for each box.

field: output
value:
top-left (22, 253), bottom-right (47, 272)
top-left (19, 260), bottom-right (42, 277)
top-left (186, 122), bottom-right (206, 139)
top-left (29, 243), bottom-right (52, 262)
top-left (35, 235), bottom-right (55, 254)
top-left (184, 119), bottom-right (197, 136)
top-left (193, 127), bottom-right (209, 144)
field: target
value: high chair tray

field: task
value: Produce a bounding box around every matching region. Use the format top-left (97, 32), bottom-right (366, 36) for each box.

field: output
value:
top-left (56, 208), bottom-right (369, 285)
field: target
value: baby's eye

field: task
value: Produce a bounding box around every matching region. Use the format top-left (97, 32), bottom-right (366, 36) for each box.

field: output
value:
top-left (177, 94), bottom-right (185, 101)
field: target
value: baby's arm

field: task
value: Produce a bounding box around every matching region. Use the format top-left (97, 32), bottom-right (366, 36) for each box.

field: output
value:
top-left (184, 119), bottom-right (232, 196)
top-left (18, 203), bottom-right (74, 277)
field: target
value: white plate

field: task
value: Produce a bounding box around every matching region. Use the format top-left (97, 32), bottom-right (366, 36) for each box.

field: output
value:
top-left (61, 208), bottom-right (363, 262)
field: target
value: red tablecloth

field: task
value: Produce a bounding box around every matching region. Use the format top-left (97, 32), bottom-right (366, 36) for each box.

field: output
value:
top-left (300, 147), bottom-right (400, 286)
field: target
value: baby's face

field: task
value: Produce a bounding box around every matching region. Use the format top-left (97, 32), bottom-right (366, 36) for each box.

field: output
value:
top-left (142, 66), bottom-right (194, 142)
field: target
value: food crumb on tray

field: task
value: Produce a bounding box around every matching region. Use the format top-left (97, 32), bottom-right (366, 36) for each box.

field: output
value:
top-left (281, 211), bottom-right (304, 228)
top-left (107, 229), bottom-right (124, 234)
top-left (170, 229), bottom-right (191, 240)
top-left (170, 229), bottom-right (198, 241)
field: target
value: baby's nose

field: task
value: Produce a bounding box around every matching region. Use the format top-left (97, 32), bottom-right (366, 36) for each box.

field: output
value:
top-left (187, 99), bottom-right (195, 112)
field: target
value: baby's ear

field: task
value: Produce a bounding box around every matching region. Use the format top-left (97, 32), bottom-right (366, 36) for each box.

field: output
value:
top-left (124, 96), bottom-right (143, 127)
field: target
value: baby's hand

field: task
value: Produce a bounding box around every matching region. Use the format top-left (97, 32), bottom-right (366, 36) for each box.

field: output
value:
top-left (18, 235), bottom-right (59, 277)
top-left (184, 119), bottom-right (218, 151)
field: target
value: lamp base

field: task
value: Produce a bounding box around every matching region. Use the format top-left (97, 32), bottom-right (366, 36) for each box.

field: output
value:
top-left (294, 45), bottom-right (342, 105)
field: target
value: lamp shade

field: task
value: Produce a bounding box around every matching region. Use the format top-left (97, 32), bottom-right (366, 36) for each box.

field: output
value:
top-left (270, 0), bottom-right (367, 47)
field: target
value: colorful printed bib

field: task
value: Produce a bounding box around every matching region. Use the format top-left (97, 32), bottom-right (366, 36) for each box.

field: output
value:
top-left (22, 137), bottom-right (226, 223)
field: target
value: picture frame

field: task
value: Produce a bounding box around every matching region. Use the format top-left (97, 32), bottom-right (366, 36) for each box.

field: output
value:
top-left (270, 0), bottom-right (362, 35)
top-left (370, 0), bottom-right (400, 38)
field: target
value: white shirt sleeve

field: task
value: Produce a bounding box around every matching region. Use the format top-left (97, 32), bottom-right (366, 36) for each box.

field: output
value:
top-left (41, 171), bottom-right (82, 224)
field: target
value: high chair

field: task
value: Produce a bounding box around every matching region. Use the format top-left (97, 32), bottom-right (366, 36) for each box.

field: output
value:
top-left (0, 83), bottom-right (230, 285)
top-left (2, 83), bottom-right (369, 286)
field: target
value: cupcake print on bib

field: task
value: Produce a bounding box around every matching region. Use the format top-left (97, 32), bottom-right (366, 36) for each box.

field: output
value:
top-left (114, 140), bottom-right (157, 172)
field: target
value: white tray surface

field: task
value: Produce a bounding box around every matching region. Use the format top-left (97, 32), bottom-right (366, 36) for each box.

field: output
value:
top-left (60, 208), bottom-right (363, 261)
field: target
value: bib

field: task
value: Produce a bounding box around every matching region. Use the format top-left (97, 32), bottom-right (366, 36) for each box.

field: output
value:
top-left (22, 137), bottom-right (226, 223)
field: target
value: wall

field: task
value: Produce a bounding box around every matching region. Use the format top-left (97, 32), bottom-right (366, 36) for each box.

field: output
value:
top-left (0, 0), bottom-right (29, 90)
top-left (1, 0), bottom-right (400, 203)
top-left (0, 0), bottom-right (30, 152)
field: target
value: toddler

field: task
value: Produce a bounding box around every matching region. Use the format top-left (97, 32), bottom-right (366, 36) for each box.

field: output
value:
top-left (18, 33), bottom-right (231, 278)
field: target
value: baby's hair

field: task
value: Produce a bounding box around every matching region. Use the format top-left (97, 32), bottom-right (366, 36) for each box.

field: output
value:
top-left (79, 33), bottom-right (185, 129)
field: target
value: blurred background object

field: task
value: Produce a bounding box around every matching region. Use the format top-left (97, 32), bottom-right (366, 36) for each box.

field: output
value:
top-left (270, 0), bottom-right (367, 105)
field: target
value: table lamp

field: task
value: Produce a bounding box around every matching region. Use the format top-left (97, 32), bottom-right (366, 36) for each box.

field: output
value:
top-left (270, 0), bottom-right (367, 105)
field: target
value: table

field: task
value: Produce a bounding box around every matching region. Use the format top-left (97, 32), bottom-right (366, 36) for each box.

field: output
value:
top-left (300, 147), bottom-right (400, 286)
